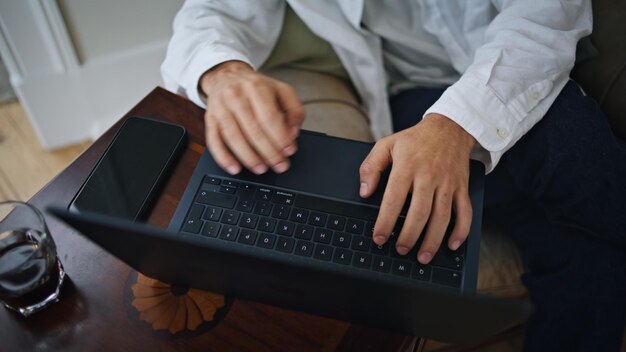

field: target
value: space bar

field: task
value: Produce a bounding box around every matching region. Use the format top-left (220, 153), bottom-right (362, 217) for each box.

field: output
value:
top-left (295, 194), bottom-right (378, 221)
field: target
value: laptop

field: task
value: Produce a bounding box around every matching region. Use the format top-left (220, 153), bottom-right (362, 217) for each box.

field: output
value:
top-left (50, 130), bottom-right (531, 344)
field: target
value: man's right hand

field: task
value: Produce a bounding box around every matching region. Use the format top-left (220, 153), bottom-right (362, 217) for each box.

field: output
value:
top-left (200, 60), bottom-right (305, 175)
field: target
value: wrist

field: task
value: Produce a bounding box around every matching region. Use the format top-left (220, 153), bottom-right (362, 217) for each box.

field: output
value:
top-left (425, 113), bottom-right (477, 152)
top-left (199, 60), bottom-right (253, 99)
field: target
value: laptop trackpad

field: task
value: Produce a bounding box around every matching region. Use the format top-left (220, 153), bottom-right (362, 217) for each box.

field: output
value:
top-left (274, 132), bottom-right (383, 203)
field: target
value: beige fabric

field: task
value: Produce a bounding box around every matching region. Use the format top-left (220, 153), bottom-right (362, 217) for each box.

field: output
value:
top-left (263, 67), bottom-right (526, 296)
top-left (262, 67), bottom-right (373, 143)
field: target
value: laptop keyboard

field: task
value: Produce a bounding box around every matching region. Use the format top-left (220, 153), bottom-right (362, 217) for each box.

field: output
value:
top-left (180, 175), bottom-right (465, 289)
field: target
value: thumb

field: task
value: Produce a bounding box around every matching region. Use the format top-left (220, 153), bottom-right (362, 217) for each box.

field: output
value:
top-left (359, 139), bottom-right (392, 198)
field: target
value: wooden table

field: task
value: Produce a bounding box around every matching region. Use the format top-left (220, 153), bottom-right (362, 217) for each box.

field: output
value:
top-left (0, 88), bottom-right (421, 352)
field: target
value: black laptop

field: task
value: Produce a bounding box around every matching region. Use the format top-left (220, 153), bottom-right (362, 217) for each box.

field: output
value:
top-left (51, 129), bottom-right (531, 344)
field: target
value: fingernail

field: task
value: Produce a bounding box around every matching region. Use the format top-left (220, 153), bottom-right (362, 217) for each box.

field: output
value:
top-left (251, 164), bottom-right (267, 175)
top-left (359, 182), bottom-right (368, 197)
top-left (374, 235), bottom-right (386, 245)
top-left (418, 252), bottom-right (432, 264)
top-left (273, 161), bottom-right (289, 173)
top-left (396, 246), bottom-right (409, 256)
top-left (282, 144), bottom-right (297, 157)
top-left (450, 240), bottom-right (461, 251)
top-left (226, 165), bottom-right (241, 175)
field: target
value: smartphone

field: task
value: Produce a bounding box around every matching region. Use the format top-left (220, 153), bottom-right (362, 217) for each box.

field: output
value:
top-left (69, 116), bottom-right (187, 221)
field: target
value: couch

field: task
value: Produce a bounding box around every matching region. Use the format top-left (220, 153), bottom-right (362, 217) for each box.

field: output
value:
top-left (260, 0), bottom-right (626, 348)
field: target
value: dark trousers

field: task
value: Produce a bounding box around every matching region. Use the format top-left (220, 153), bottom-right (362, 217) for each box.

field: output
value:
top-left (389, 81), bottom-right (626, 351)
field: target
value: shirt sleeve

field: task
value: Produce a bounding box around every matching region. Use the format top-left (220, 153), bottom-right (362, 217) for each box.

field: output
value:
top-left (160, 0), bottom-right (284, 108)
top-left (424, 0), bottom-right (592, 173)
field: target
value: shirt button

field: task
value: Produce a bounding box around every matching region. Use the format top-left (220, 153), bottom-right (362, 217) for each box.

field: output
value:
top-left (530, 91), bottom-right (540, 101)
top-left (497, 128), bottom-right (509, 138)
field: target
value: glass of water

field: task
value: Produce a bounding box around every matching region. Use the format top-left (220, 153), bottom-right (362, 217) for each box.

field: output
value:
top-left (0, 201), bottom-right (65, 317)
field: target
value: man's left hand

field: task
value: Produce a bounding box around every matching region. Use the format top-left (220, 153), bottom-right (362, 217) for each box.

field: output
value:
top-left (359, 113), bottom-right (476, 265)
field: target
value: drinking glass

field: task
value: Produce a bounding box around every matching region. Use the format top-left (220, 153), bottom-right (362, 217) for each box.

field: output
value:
top-left (0, 201), bottom-right (65, 316)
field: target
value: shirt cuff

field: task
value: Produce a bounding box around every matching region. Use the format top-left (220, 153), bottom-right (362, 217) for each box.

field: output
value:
top-left (424, 75), bottom-right (521, 173)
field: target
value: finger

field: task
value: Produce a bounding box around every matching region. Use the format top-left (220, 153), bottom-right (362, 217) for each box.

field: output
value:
top-left (248, 85), bottom-right (296, 157)
top-left (227, 98), bottom-right (289, 174)
top-left (215, 110), bottom-right (266, 172)
top-left (448, 189), bottom-right (473, 251)
top-left (275, 82), bottom-right (305, 138)
top-left (373, 165), bottom-right (412, 247)
top-left (205, 114), bottom-right (241, 175)
top-left (418, 187), bottom-right (453, 264)
top-left (359, 139), bottom-right (392, 198)
top-left (395, 182), bottom-right (434, 255)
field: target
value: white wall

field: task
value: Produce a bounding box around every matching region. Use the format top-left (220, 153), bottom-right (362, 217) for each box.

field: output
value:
top-left (0, 0), bottom-right (184, 149)
top-left (58, 0), bottom-right (183, 64)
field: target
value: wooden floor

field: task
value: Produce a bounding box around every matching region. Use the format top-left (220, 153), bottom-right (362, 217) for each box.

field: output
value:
top-left (0, 100), bottom-right (91, 202)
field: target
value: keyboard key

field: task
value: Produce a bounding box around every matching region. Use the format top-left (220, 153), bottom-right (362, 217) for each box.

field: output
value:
top-left (294, 224), bottom-right (314, 240)
top-left (390, 218), bottom-right (405, 238)
top-left (236, 199), bottom-right (254, 213)
top-left (182, 218), bottom-right (202, 234)
top-left (328, 215), bottom-right (346, 230)
top-left (203, 176), bottom-right (221, 185)
top-left (236, 189), bottom-right (255, 200)
top-left (219, 185), bottom-right (236, 194)
top-left (238, 182), bottom-right (256, 191)
top-left (333, 248), bottom-right (353, 265)
top-left (371, 242), bottom-right (390, 256)
top-left (412, 264), bottom-right (432, 282)
top-left (220, 210), bottom-right (240, 225)
top-left (351, 237), bottom-right (371, 252)
top-left (294, 240), bottom-right (314, 257)
top-left (432, 268), bottom-right (462, 288)
top-left (239, 214), bottom-right (258, 229)
top-left (219, 225), bottom-right (239, 241)
top-left (346, 218), bottom-right (365, 234)
top-left (313, 245), bottom-right (334, 261)
top-left (276, 237), bottom-right (295, 253)
top-left (290, 208), bottom-right (309, 223)
top-left (201, 222), bottom-right (220, 237)
top-left (202, 206), bottom-right (222, 222)
top-left (223, 180), bottom-right (238, 188)
top-left (276, 221), bottom-right (295, 236)
top-left (365, 222), bottom-right (375, 237)
top-left (254, 201), bottom-right (272, 216)
top-left (182, 204), bottom-right (204, 233)
top-left (272, 191), bottom-right (295, 205)
top-left (313, 228), bottom-right (332, 244)
top-left (352, 253), bottom-right (372, 269)
top-left (431, 252), bottom-right (464, 271)
top-left (392, 260), bottom-right (411, 277)
top-left (257, 233), bottom-right (276, 249)
top-left (308, 212), bottom-right (327, 227)
top-left (332, 232), bottom-right (352, 248)
top-left (257, 217), bottom-right (277, 232)
top-left (256, 187), bottom-right (273, 201)
top-left (295, 193), bottom-right (378, 221)
top-left (372, 256), bottom-right (392, 273)
top-left (238, 229), bottom-right (258, 245)
top-left (196, 190), bottom-right (236, 209)
top-left (272, 204), bottom-right (291, 219)
top-left (187, 203), bottom-right (204, 219)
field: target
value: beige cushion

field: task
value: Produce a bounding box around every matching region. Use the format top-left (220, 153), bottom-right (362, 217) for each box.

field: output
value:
top-left (262, 68), bottom-right (374, 143)
top-left (263, 67), bottom-right (526, 296)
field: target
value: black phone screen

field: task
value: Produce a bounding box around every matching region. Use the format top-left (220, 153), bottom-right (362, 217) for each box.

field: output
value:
top-left (69, 116), bottom-right (186, 220)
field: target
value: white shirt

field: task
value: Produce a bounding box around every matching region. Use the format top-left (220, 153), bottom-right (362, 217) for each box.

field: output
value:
top-left (161, 0), bottom-right (592, 172)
